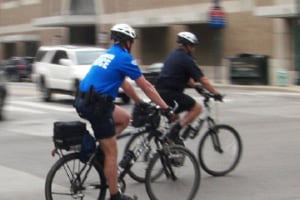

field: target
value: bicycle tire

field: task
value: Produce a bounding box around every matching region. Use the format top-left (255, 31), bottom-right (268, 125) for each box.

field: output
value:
top-left (198, 124), bottom-right (242, 176)
top-left (123, 132), bottom-right (156, 183)
top-left (45, 153), bottom-right (107, 200)
top-left (145, 145), bottom-right (200, 200)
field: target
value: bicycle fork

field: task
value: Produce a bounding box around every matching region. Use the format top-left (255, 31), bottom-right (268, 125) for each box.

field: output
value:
top-left (157, 144), bottom-right (178, 181)
top-left (207, 117), bottom-right (223, 153)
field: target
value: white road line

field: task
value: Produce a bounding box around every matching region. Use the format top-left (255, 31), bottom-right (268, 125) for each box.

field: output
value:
top-left (4, 105), bottom-right (44, 114)
top-left (0, 165), bottom-right (44, 198)
top-left (7, 101), bottom-right (74, 112)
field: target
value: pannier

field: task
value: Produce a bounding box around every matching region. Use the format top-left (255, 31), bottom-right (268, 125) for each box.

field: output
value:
top-left (53, 121), bottom-right (86, 151)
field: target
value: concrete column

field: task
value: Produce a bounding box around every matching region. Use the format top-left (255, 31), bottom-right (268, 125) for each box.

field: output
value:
top-left (272, 18), bottom-right (292, 85)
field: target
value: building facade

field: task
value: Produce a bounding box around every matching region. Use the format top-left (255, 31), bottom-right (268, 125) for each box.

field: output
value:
top-left (0, 0), bottom-right (299, 85)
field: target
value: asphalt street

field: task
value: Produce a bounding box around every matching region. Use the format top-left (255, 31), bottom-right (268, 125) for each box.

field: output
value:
top-left (0, 82), bottom-right (300, 200)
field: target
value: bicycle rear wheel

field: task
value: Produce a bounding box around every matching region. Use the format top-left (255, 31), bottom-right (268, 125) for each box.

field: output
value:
top-left (123, 132), bottom-right (156, 183)
top-left (145, 145), bottom-right (200, 200)
top-left (198, 124), bottom-right (242, 176)
top-left (45, 153), bottom-right (107, 200)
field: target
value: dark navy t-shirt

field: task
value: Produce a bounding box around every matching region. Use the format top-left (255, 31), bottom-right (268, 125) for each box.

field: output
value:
top-left (79, 44), bottom-right (142, 99)
top-left (155, 48), bottom-right (204, 92)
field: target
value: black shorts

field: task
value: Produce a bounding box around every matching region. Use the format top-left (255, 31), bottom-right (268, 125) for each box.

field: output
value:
top-left (157, 89), bottom-right (196, 114)
top-left (74, 97), bottom-right (115, 140)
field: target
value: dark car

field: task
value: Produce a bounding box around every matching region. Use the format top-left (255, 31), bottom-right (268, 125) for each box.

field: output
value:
top-left (0, 69), bottom-right (7, 120)
top-left (4, 57), bottom-right (34, 82)
top-left (143, 62), bottom-right (163, 85)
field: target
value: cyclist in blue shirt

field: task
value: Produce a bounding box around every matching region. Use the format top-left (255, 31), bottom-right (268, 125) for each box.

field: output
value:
top-left (74, 24), bottom-right (170, 200)
top-left (155, 31), bottom-right (222, 145)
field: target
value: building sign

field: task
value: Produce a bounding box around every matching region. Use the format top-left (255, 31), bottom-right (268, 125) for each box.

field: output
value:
top-left (208, 5), bottom-right (225, 28)
top-left (98, 32), bottom-right (109, 45)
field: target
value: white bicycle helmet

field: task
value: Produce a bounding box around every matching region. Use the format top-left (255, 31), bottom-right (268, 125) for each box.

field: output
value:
top-left (177, 32), bottom-right (198, 45)
top-left (111, 24), bottom-right (136, 42)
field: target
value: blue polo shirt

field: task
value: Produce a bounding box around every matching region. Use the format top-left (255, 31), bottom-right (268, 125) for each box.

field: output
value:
top-left (79, 44), bottom-right (142, 99)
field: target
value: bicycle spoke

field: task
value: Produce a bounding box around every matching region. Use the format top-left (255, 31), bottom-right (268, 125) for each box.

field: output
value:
top-left (146, 146), bottom-right (200, 200)
top-left (199, 125), bottom-right (242, 176)
top-left (45, 153), bottom-right (106, 200)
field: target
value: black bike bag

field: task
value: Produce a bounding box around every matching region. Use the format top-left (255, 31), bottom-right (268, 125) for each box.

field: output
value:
top-left (53, 121), bottom-right (86, 151)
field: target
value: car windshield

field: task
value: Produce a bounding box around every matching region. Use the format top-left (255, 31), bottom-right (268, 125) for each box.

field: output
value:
top-left (147, 63), bottom-right (163, 72)
top-left (76, 50), bottom-right (105, 65)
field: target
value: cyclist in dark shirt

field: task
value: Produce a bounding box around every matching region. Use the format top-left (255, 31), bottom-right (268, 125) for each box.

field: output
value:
top-left (156, 31), bottom-right (222, 144)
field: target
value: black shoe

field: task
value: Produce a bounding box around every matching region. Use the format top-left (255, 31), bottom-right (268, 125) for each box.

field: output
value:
top-left (172, 135), bottom-right (185, 146)
top-left (110, 193), bottom-right (138, 200)
top-left (167, 122), bottom-right (184, 146)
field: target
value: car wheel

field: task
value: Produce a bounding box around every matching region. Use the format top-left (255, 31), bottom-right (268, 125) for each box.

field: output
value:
top-left (8, 72), bottom-right (21, 82)
top-left (73, 80), bottom-right (80, 97)
top-left (5, 72), bottom-right (14, 82)
top-left (41, 86), bottom-right (51, 102)
top-left (0, 108), bottom-right (3, 120)
top-left (0, 94), bottom-right (4, 120)
top-left (39, 79), bottom-right (52, 102)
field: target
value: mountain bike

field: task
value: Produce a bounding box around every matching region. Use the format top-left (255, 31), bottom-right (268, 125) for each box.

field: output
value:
top-left (181, 87), bottom-right (242, 176)
top-left (45, 103), bottom-right (200, 200)
top-left (122, 102), bottom-right (201, 200)
top-left (125, 87), bottom-right (242, 178)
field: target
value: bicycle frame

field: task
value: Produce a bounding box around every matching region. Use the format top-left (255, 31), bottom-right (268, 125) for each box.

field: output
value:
top-left (49, 149), bottom-right (101, 199)
top-left (117, 124), bottom-right (160, 181)
top-left (182, 93), bottom-right (216, 139)
top-left (180, 90), bottom-right (225, 154)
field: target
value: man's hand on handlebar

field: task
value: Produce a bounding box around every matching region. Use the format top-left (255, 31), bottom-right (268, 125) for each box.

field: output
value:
top-left (161, 106), bottom-right (175, 122)
top-left (195, 85), bottom-right (224, 102)
top-left (195, 85), bottom-right (204, 94)
top-left (213, 93), bottom-right (223, 102)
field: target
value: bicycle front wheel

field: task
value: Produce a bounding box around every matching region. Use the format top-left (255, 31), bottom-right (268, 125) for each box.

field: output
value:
top-left (45, 153), bottom-right (107, 200)
top-left (145, 145), bottom-right (200, 200)
top-left (198, 124), bottom-right (242, 176)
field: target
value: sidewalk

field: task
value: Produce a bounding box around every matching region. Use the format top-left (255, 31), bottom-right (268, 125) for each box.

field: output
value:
top-left (214, 83), bottom-right (300, 93)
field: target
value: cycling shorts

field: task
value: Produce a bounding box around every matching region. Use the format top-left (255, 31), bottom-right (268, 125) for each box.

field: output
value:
top-left (74, 97), bottom-right (115, 140)
top-left (157, 89), bottom-right (196, 114)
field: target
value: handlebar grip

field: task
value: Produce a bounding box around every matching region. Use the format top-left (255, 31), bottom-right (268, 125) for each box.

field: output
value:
top-left (195, 85), bottom-right (204, 94)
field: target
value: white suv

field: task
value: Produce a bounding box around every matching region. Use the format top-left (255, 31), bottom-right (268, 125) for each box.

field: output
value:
top-left (33, 45), bottom-right (130, 103)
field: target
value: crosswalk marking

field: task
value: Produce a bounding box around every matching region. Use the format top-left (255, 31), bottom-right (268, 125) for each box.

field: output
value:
top-left (5, 105), bottom-right (44, 114)
top-left (0, 165), bottom-right (44, 198)
top-left (6, 100), bottom-right (74, 113)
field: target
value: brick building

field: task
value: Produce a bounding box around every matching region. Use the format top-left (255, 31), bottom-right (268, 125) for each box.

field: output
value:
top-left (0, 0), bottom-right (299, 85)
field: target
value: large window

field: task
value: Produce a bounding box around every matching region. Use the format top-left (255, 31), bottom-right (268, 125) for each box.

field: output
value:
top-left (0, 0), bottom-right (17, 9)
top-left (70, 0), bottom-right (95, 15)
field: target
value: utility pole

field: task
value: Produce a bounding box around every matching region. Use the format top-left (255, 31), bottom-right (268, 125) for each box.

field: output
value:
top-left (295, 0), bottom-right (300, 84)
top-left (209, 0), bottom-right (225, 83)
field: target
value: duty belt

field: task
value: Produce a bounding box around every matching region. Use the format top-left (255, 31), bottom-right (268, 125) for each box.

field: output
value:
top-left (77, 90), bottom-right (113, 103)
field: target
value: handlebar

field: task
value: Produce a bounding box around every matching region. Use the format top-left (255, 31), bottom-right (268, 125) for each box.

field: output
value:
top-left (195, 86), bottom-right (213, 98)
top-left (135, 101), bottom-right (176, 123)
top-left (194, 86), bottom-right (224, 102)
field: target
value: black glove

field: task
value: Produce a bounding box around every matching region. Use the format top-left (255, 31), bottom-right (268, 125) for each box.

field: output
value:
top-left (161, 106), bottom-right (174, 122)
top-left (213, 93), bottom-right (223, 102)
top-left (138, 101), bottom-right (150, 110)
top-left (195, 85), bottom-right (204, 94)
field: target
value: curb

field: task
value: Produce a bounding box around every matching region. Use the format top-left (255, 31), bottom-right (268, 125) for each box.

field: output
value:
top-left (214, 83), bottom-right (300, 93)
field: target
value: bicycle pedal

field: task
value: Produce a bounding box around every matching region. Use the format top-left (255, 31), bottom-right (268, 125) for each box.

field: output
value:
top-left (189, 133), bottom-right (197, 139)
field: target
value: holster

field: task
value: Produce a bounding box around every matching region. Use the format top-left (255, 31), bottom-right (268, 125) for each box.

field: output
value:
top-left (76, 85), bottom-right (113, 116)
